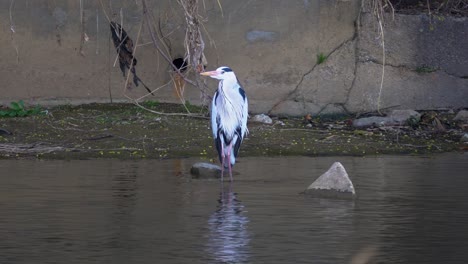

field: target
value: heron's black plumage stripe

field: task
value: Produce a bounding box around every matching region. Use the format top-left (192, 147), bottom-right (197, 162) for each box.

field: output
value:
top-left (215, 132), bottom-right (223, 164)
top-left (214, 89), bottom-right (220, 102)
top-left (239, 87), bottom-right (246, 101)
top-left (221, 67), bottom-right (232, 72)
top-left (233, 126), bottom-right (243, 158)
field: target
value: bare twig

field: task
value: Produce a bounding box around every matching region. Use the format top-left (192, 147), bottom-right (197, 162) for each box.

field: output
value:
top-left (135, 79), bottom-right (173, 101)
top-left (96, 9), bottom-right (99, 55)
top-left (366, 0), bottom-right (394, 115)
top-left (0, 143), bottom-right (66, 154)
top-left (124, 93), bottom-right (207, 118)
top-left (215, 0), bottom-right (224, 17)
top-left (79, 0), bottom-right (86, 56)
top-left (376, 12), bottom-right (385, 115)
top-left (9, 0), bottom-right (19, 63)
top-left (108, 22), bottom-right (113, 102)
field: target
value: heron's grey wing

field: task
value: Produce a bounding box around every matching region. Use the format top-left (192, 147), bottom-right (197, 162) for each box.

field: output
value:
top-left (211, 91), bottom-right (223, 163)
top-left (240, 87), bottom-right (249, 138)
top-left (233, 86), bottom-right (248, 159)
top-left (211, 91), bottom-right (219, 139)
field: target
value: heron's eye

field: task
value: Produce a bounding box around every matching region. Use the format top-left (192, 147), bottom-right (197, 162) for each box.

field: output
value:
top-left (221, 71), bottom-right (225, 74)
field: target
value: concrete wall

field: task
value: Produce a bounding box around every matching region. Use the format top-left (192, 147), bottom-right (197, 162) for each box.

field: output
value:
top-left (0, 0), bottom-right (466, 115)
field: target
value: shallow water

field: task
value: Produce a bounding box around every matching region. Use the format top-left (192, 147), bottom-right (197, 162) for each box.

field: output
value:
top-left (1, 153), bottom-right (468, 264)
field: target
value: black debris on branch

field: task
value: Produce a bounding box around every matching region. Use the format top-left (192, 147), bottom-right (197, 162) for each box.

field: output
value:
top-left (110, 22), bottom-right (153, 95)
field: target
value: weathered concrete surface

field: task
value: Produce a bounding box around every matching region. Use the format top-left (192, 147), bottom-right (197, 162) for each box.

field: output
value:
top-left (358, 13), bottom-right (468, 77)
top-left (270, 40), bottom-right (356, 115)
top-left (304, 162), bottom-right (356, 198)
top-left (346, 13), bottom-right (468, 113)
top-left (346, 61), bottom-right (468, 112)
top-left (0, 0), bottom-right (360, 113)
top-left (0, 1), bottom-right (193, 106)
top-left (204, 0), bottom-right (360, 114)
top-left (0, 1), bottom-right (466, 115)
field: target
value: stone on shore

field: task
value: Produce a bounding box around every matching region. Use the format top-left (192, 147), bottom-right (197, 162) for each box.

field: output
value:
top-left (190, 162), bottom-right (222, 179)
top-left (389, 109), bottom-right (421, 124)
top-left (352, 116), bottom-right (392, 128)
top-left (454, 110), bottom-right (468, 122)
top-left (251, 114), bottom-right (273, 124)
top-left (304, 162), bottom-right (356, 199)
top-left (461, 133), bottom-right (468, 143)
top-left (0, 128), bottom-right (12, 135)
top-left (353, 109), bottom-right (421, 128)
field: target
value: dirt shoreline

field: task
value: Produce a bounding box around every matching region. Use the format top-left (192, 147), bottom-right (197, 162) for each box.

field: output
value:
top-left (0, 103), bottom-right (466, 160)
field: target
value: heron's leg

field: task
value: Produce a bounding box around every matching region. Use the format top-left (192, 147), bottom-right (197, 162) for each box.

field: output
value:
top-left (220, 143), bottom-right (225, 182)
top-left (227, 144), bottom-right (233, 182)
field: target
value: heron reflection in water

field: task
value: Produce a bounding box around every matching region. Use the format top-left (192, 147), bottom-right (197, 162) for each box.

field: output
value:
top-left (207, 184), bottom-right (250, 263)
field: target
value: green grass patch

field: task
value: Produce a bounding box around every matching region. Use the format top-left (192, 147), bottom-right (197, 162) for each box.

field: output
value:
top-left (142, 100), bottom-right (160, 108)
top-left (317, 53), bottom-right (327, 65)
top-left (0, 100), bottom-right (44, 118)
top-left (182, 101), bottom-right (205, 113)
top-left (416, 65), bottom-right (438, 73)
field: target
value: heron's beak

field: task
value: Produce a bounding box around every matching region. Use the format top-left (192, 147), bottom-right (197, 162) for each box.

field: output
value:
top-left (200, 70), bottom-right (218, 77)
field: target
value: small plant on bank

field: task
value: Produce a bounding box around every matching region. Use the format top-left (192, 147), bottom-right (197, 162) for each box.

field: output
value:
top-left (183, 101), bottom-right (204, 113)
top-left (416, 65), bottom-right (438, 74)
top-left (142, 100), bottom-right (160, 108)
top-left (317, 53), bottom-right (327, 65)
top-left (0, 100), bottom-right (43, 118)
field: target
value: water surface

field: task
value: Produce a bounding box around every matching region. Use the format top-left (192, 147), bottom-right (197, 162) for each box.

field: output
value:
top-left (1, 154), bottom-right (467, 263)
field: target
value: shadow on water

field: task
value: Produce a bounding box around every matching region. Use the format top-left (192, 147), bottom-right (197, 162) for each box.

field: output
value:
top-left (206, 183), bottom-right (250, 263)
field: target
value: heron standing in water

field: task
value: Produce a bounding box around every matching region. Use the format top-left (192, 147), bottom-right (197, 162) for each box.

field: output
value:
top-left (201, 67), bottom-right (249, 181)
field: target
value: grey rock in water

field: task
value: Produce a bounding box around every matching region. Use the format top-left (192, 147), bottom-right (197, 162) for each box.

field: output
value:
top-left (389, 109), bottom-right (421, 124)
top-left (454, 110), bottom-right (468, 122)
top-left (190, 162), bottom-right (222, 179)
top-left (304, 162), bottom-right (356, 198)
top-left (251, 114), bottom-right (273, 124)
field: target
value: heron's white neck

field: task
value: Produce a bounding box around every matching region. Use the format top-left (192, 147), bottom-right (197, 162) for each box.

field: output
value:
top-left (219, 76), bottom-right (238, 93)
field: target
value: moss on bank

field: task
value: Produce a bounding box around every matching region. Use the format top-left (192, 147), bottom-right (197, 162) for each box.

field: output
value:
top-left (0, 103), bottom-right (465, 160)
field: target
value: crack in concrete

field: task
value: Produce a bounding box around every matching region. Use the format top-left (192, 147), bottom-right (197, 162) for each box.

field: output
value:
top-left (267, 8), bottom-right (466, 116)
top-left (316, 103), bottom-right (349, 115)
top-left (343, 35), bottom-right (360, 113)
top-left (343, 14), bottom-right (467, 114)
top-left (360, 58), bottom-right (467, 79)
top-left (267, 36), bottom-right (357, 115)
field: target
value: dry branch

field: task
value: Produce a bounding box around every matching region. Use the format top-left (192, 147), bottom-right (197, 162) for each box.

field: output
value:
top-left (0, 143), bottom-right (66, 154)
top-left (9, 0), bottom-right (19, 63)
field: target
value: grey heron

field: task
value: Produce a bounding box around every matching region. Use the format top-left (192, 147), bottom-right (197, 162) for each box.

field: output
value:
top-left (201, 67), bottom-right (249, 181)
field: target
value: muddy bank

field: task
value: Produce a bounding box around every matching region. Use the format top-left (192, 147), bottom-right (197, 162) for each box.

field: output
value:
top-left (0, 103), bottom-right (466, 160)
